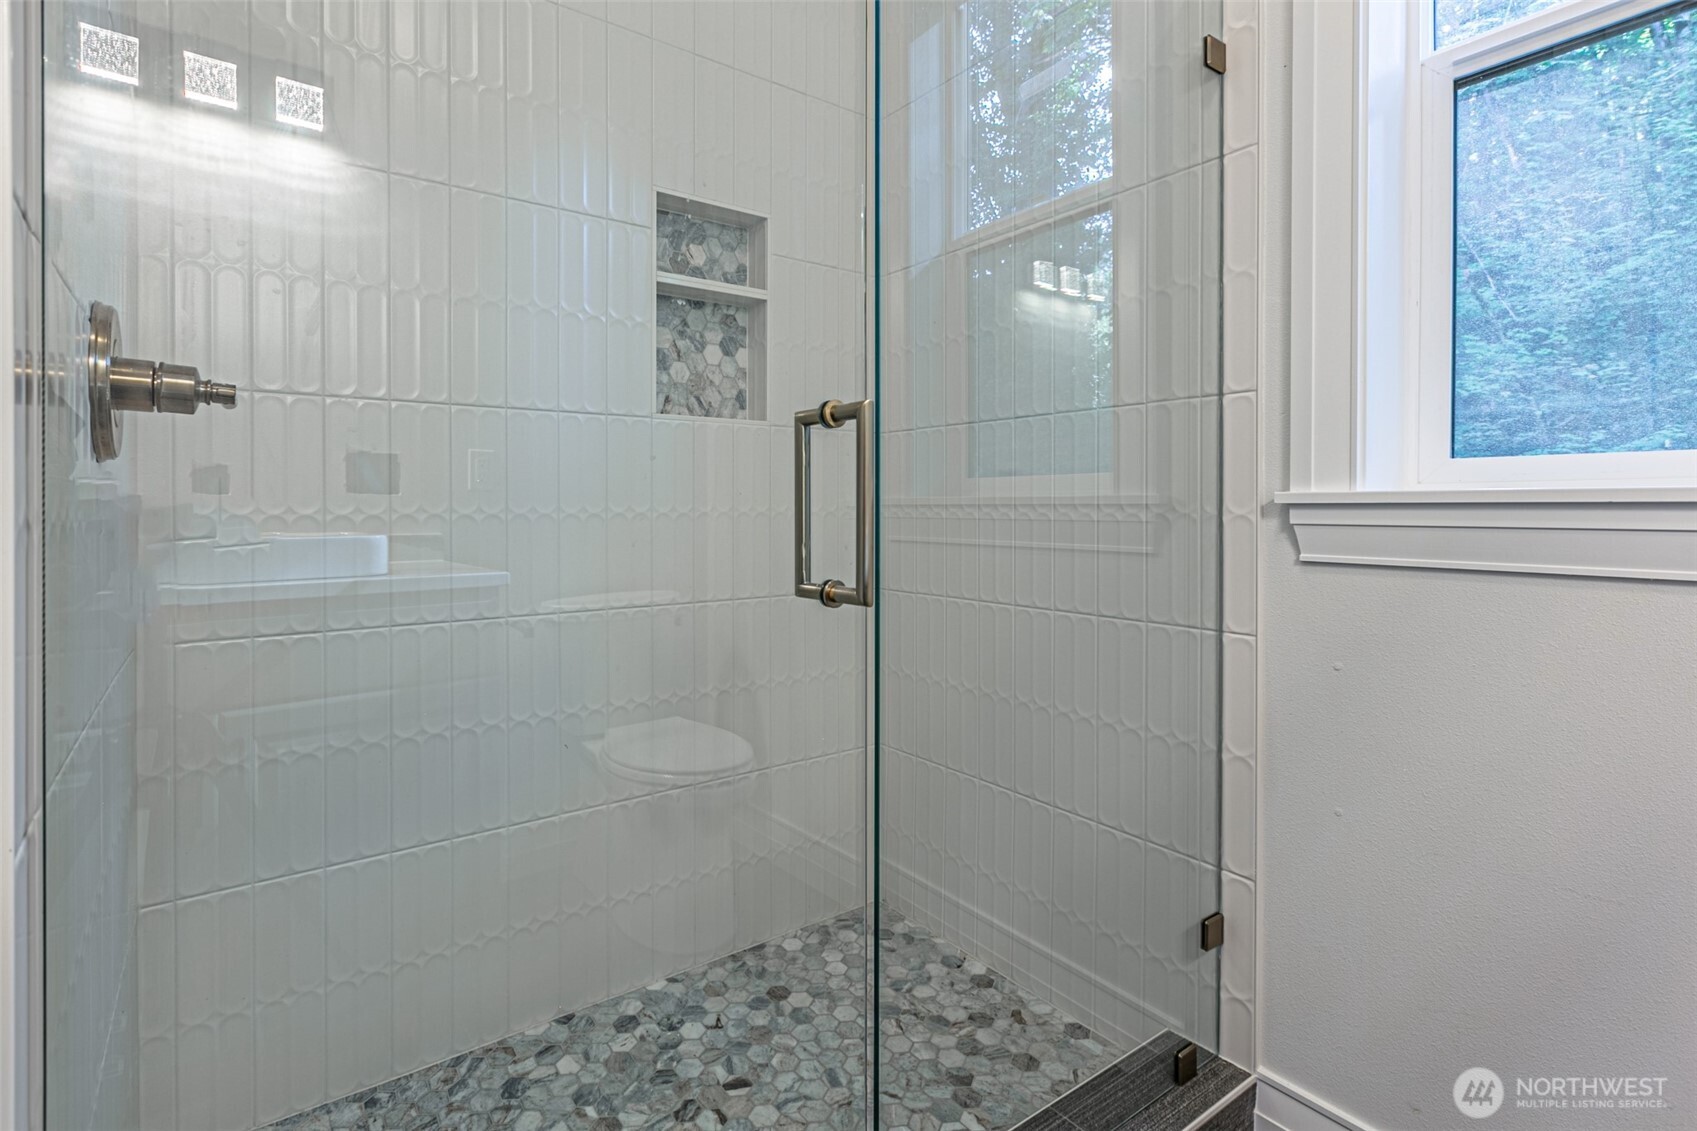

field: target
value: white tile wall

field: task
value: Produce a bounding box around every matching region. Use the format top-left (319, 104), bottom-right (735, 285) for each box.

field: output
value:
top-left (30, 2), bottom-right (871, 1129)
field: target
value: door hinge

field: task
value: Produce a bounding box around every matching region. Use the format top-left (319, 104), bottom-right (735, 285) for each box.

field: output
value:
top-left (1175, 1042), bottom-right (1199, 1084)
top-left (1203, 34), bottom-right (1227, 75)
top-left (1200, 911), bottom-right (1225, 952)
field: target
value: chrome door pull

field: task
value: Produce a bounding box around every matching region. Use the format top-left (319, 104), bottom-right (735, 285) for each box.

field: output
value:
top-left (88, 301), bottom-right (238, 463)
top-left (794, 398), bottom-right (873, 608)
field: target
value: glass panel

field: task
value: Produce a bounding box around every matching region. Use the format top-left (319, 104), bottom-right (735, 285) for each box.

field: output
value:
top-left (39, 2), bottom-right (871, 1129)
top-left (967, 206), bottom-right (1115, 477)
top-left (1435, 0), bottom-right (1565, 51)
top-left (960, 0), bottom-right (1114, 233)
top-left (878, 0), bottom-right (1224, 1126)
top-left (1451, 4), bottom-right (1697, 458)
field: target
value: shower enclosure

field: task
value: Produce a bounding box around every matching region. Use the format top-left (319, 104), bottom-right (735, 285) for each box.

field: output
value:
top-left (25, 0), bottom-right (1223, 1128)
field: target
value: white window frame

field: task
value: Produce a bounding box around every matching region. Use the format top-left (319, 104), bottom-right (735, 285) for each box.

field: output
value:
top-left (1281, 0), bottom-right (1697, 582)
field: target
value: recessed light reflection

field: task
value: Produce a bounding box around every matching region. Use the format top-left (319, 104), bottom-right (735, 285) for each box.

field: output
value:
top-left (79, 23), bottom-right (140, 86)
top-left (183, 51), bottom-right (239, 109)
top-left (275, 76), bottom-right (324, 132)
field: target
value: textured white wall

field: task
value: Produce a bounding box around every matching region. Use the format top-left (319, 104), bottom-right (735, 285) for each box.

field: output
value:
top-left (1258, 3), bottom-right (1697, 1128)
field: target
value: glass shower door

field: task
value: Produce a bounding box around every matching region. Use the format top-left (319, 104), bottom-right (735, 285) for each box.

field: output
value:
top-left (875, 0), bottom-right (1226, 1127)
top-left (37, 1), bottom-right (875, 1129)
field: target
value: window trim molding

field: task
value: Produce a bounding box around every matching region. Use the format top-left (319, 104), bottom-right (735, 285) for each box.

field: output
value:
top-left (1275, 490), bottom-right (1697, 582)
top-left (1285, 0), bottom-right (1697, 582)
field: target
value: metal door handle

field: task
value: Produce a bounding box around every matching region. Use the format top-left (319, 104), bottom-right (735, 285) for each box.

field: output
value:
top-left (87, 301), bottom-right (239, 463)
top-left (794, 398), bottom-right (873, 608)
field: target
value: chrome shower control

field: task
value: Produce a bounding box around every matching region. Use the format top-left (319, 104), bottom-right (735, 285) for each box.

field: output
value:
top-left (88, 301), bottom-right (238, 462)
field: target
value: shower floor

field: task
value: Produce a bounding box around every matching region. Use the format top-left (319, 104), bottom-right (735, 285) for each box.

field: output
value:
top-left (270, 906), bottom-right (1122, 1131)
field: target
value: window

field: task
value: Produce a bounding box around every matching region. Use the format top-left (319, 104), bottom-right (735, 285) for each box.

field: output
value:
top-left (1284, 0), bottom-right (1697, 581)
top-left (1448, 7), bottom-right (1697, 461)
top-left (1372, 0), bottom-right (1697, 488)
top-left (952, 0), bottom-right (1120, 484)
top-left (957, 0), bottom-right (1114, 236)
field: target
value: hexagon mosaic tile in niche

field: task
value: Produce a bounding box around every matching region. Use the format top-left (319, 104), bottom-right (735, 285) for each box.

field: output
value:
top-left (658, 209), bottom-right (752, 285)
top-left (658, 296), bottom-right (751, 418)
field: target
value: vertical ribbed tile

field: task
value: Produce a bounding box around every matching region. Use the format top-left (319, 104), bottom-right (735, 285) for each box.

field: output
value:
top-left (174, 641), bottom-right (253, 898)
top-left (652, 43), bottom-right (694, 193)
top-left (559, 806), bottom-right (611, 1012)
top-left (323, 168), bottom-right (391, 402)
top-left (504, 0), bottom-right (560, 206)
top-left (652, 418), bottom-right (696, 604)
top-left (507, 818), bottom-right (563, 1030)
top-left (450, 619), bottom-right (509, 835)
top-left (1222, 148), bottom-right (1258, 395)
top-left (694, 58), bottom-right (734, 200)
top-left (251, 633), bottom-right (326, 881)
top-left (138, 903), bottom-right (177, 1131)
top-left (324, 400), bottom-right (392, 632)
top-left (390, 622), bottom-right (453, 849)
top-left (175, 888), bottom-right (255, 1131)
top-left (506, 408), bottom-right (563, 616)
top-left (734, 0), bottom-right (772, 79)
top-left (558, 7), bottom-right (609, 218)
top-left (326, 858), bottom-right (392, 1099)
top-left (507, 615), bottom-right (563, 824)
top-left (254, 872), bottom-right (327, 1124)
top-left (1222, 392), bottom-right (1258, 636)
top-left (389, 0), bottom-right (450, 183)
top-left (388, 400), bottom-right (451, 623)
top-left (505, 202), bottom-right (562, 412)
top-left (391, 843), bottom-right (453, 1075)
top-left (388, 176), bottom-right (451, 403)
top-left (606, 795), bottom-right (656, 993)
top-left (605, 222), bottom-right (654, 415)
top-left (560, 213), bottom-right (610, 413)
top-left (448, 190), bottom-right (507, 407)
top-left (324, 0), bottom-right (390, 171)
top-left (448, 0), bottom-right (505, 194)
top-left (606, 27), bottom-right (654, 225)
top-left (323, 628), bottom-right (392, 864)
top-left (249, 395), bottom-right (327, 636)
top-left (1221, 632), bottom-right (1256, 880)
top-left (559, 412), bottom-right (610, 606)
top-left (605, 416), bottom-right (654, 599)
top-left (1223, 0), bottom-right (1259, 154)
top-left (447, 406), bottom-right (507, 620)
top-left (1220, 871), bottom-right (1255, 1071)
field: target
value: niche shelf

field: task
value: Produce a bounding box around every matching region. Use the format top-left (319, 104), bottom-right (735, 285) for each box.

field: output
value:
top-left (654, 191), bottom-right (768, 420)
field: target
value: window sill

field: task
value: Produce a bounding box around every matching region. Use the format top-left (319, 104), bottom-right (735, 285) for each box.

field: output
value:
top-left (1274, 488), bottom-right (1697, 582)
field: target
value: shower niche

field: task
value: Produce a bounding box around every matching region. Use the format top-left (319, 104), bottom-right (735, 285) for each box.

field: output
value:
top-left (654, 192), bottom-right (769, 420)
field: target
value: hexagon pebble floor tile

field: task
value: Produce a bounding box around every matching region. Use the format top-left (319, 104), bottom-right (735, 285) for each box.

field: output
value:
top-left (266, 907), bottom-right (1122, 1131)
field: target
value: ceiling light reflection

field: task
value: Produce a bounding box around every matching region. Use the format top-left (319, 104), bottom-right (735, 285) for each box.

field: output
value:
top-left (79, 23), bottom-right (140, 86)
top-left (275, 76), bottom-right (324, 131)
top-left (183, 51), bottom-right (238, 109)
